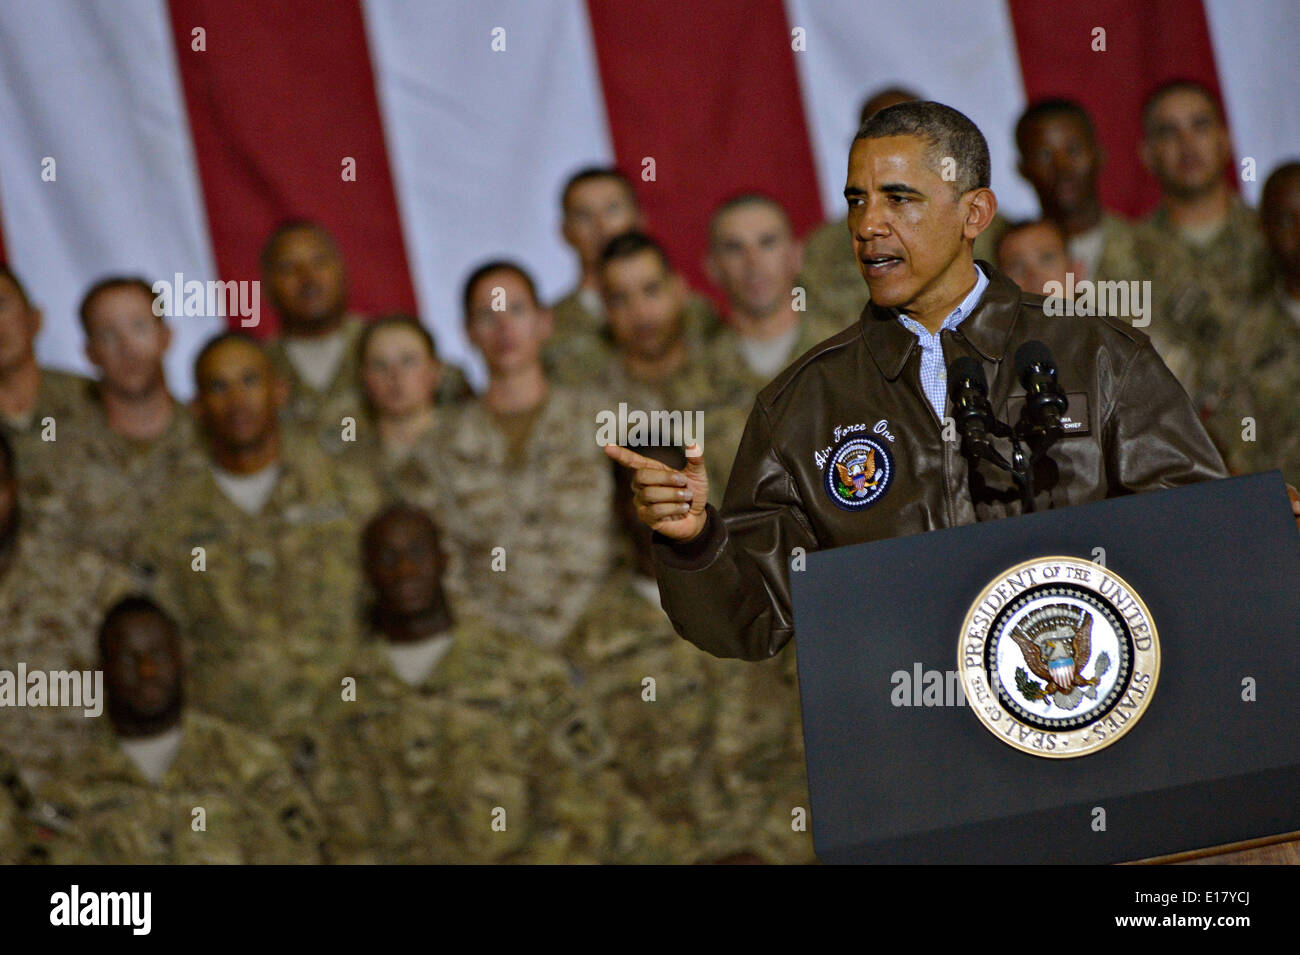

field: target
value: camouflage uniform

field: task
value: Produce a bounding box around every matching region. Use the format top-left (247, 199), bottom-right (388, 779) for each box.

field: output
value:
top-left (800, 215), bottom-right (1008, 328)
top-left (136, 438), bottom-right (383, 750)
top-left (1088, 213), bottom-right (1143, 284)
top-left (697, 643), bottom-right (816, 864)
top-left (32, 711), bottom-right (321, 864)
top-left (266, 314), bottom-right (366, 436)
top-left (1131, 199), bottom-right (1275, 407)
top-left (546, 291), bottom-right (721, 387)
top-left (308, 615), bottom-right (648, 863)
top-left (31, 403), bottom-right (205, 582)
top-left (0, 529), bottom-right (133, 790)
top-left (1205, 291), bottom-right (1300, 481)
top-left (309, 404), bottom-right (443, 514)
top-left (421, 386), bottom-right (614, 649)
top-left (1, 369), bottom-right (97, 536)
top-left (0, 747), bottom-right (33, 864)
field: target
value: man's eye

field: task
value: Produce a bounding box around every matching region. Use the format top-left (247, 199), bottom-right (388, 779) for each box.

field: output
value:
top-left (846, 197), bottom-right (863, 208)
top-left (889, 195), bottom-right (909, 204)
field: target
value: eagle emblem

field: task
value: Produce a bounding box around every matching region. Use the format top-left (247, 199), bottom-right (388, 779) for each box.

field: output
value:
top-left (1008, 604), bottom-right (1111, 711)
top-left (835, 448), bottom-right (879, 497)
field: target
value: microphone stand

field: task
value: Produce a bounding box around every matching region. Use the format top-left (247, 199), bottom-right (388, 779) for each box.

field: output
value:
top-left (961, 413), bottom-right (1063, 515)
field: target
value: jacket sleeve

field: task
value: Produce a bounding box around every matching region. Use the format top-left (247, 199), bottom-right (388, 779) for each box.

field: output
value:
top-left (651, 399), bottom-right (819, 661)
top-left (1104, 338), bottom-right (1230, 492)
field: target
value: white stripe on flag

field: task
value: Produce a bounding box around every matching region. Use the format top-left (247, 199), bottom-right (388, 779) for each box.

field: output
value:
top-left (784, 0), bottom-right (1039, 224)
top-left (0, 0), bottom-right (221, 399)
top-left (1204, 0), bottom-right (1300, 206)
top-left (362, 0), bottom-right (615, 388)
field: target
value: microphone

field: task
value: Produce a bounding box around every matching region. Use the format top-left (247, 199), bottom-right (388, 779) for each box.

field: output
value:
top-left (947, 356), bottom-right (997, 460)
top-left (1014, 341), bottom-right (1068, 440)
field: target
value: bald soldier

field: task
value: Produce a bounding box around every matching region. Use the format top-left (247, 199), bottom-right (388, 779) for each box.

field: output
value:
top-left (308, 504), bottom-right (650, 863)
top-left (547, 167), bottom-right (720, 384)
top-left (137, 332), bottom-right (382, 752)
top-left (1208, 162), bottom-right (1300, 483)
top-left (0, 264), bottom-right (96, 529)
top-left (262, 220), bottom-right (370, 434)
top-left (800, 87), bottom-right (1007, 327)
top-left (40, 277), bottom-right (205, 579)
top-left (1014, 99), bottom-right (1140, 285)
top-left (423, 261), bottom-right (613, 649)
top-left (0, 430), bottom-right (133, 790)
top-left (33, 596), bottom-right (321, 864)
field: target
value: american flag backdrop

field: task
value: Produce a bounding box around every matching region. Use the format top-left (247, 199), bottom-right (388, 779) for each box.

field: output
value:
top-left (0, 0), bottom-right (1295, 397)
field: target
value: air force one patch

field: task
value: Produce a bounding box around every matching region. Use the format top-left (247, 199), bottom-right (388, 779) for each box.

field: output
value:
top-left (958, 556), bottom-right (1160, 758)
top-left (825, 435), bottom-right (894, 511)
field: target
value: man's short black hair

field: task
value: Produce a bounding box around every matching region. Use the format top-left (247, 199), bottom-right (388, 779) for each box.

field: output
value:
top-left (259, 219), bottom-right (340, 272)
top-left (560, 166), bottom-right (637, 214)
top-left (599, 230), bottom-right (672, 274)
top-left (1141, 79), bottom-right (1223, 133)
top-left (98, 594), bottom-right (178, 660)
top-left (192, 329), bottom-right (265, 381)
top-left (708, 193), bottom-right (792, 246)
top-left (461, 260), bottom-right (540, 318)
top-left (1015, 98), bottom-right (1097, 154)
top-left (363, 501), bottom-right (442, 555)
top-left (994, 218), bottom-right (1068, 264)
top-left (0, 263), bottom-right (31, 309)
top-left (78, 276), bottom-right (161, 334)
top-left (855, 100), bottom-right (991, 195)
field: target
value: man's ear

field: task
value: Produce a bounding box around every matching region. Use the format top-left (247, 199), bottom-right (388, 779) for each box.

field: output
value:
top-left (27, 306), bottom-right (43, 340)
top-left (537, 306), bottom-right (554, 343)
top-left (790, 237), bottom-right (806, 277)
top-left (963, 188), bottom-right (998, 241)
top-left (160, 320), bottom-right (173, 353)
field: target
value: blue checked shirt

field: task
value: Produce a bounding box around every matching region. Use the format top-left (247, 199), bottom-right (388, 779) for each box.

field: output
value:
top-left (896, 265), bottom-right (989, 420)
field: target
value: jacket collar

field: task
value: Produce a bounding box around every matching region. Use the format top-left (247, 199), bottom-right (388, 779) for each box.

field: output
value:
top-left (860, 261), bottom-right (1023, 379)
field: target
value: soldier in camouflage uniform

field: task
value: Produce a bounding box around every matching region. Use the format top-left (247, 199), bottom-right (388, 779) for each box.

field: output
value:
top-left (27, 278), bottom-right (207, 581)
top-left (316, 314), bottom-right (470, 510)
top-left (546, 167), bottom-right (719, 386)
top-left (703, 195), bottom-right (850, 495)
top-left (1130, 82), bottom-right (1275, 409)
top-left (589, 232), bottom-right (744, 503)
top-left (0, 265), bottom-right (97, 534)
top-left (309, 504), bottom-right (651, 863)
top-left (0, 431), bottom-right (134, 792)
top-left (33, 596), bottom-right (321, 864)
top-left (137, 333), bottom-right (382, 754)
top-left (1206, 162), bottom-right (1300, 482)
top-left (261, 221), bottom-right (376, 436)
top-left (422, 261), bottom-right (613, 650)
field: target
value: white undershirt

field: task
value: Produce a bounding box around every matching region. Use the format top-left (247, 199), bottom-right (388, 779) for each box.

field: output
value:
top-left (385, 633), bottom-right (454, 687)
top-left (738, 323), bottom-right (801, 379)
top-left (211, 463), bottom-right (282, 516)
top-left (284, 328), bottom-right (349, 392)
top-left (631, 574), bottom-right (663, 611)
top-left (120, 725), bottom-right (184, 784)
top-left (577, 287), bottom-right (604, 318)
top-left (1178, 219), bottom-right (1227, 248)
top-left (1067, 223), bottom-right (1106, 281)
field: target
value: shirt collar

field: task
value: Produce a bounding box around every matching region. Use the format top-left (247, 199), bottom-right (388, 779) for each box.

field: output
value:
top-left (897, 264), bottom-right (988, 339)
top-left (861, 262), bottom-right (1022, 380)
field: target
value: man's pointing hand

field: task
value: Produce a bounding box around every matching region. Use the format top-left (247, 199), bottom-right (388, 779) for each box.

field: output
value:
top-left (603, 442), bottom-right (709, 542)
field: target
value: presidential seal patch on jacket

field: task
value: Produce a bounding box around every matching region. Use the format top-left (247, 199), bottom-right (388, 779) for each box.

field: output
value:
top-left (958, 556), bottom-right (1160, 758)
top-left (824, 435), bottom-right (894, 511)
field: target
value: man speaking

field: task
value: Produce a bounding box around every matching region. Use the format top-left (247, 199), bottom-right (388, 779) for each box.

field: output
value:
top-left (606, 101), bottom-right (1249, 661)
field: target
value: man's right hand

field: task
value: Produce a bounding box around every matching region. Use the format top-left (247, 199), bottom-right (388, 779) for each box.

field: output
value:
top-left (603, 442), bottom-right (710, 542)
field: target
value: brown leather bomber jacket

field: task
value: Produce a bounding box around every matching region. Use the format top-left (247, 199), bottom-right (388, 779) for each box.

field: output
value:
top-left (651, 264), bottom-right (1228, 660)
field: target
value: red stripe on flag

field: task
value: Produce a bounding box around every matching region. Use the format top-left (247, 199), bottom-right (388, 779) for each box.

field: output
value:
top-left (585, 0), bottom-right (823, 310)
top-left (166, 0), bottom-right (415, 336)
top-left (1008, 0), bottom-right (1228, 218)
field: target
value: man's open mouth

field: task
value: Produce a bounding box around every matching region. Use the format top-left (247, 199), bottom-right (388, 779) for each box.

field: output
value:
top-left (861, 255), bottom-right (903, 275)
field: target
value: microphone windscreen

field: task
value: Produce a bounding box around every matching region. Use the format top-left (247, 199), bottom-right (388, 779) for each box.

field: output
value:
top-left (948, 355), bottom-right (987, 396)
top-left (1014, 340), bottom-right (1055, 381)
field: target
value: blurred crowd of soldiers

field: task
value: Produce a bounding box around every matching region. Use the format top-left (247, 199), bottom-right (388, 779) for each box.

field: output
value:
top-left (1, 80), bottom-right (1295, 864)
